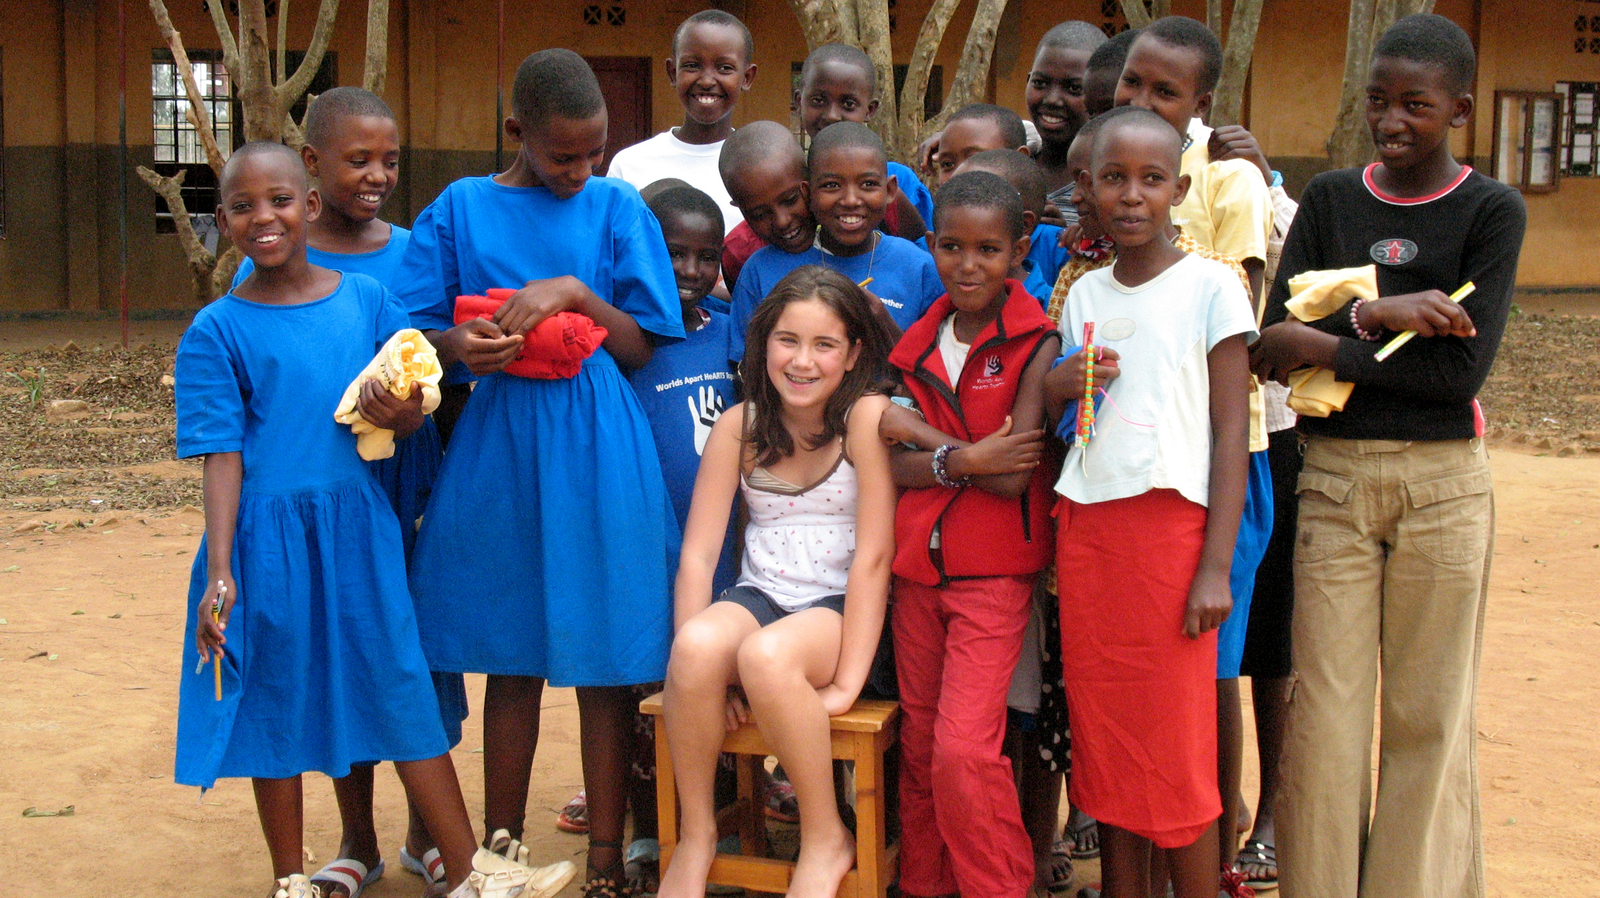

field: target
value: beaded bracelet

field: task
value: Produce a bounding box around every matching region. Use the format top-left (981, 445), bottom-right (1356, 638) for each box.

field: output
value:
top-left (1350, 298), bottom-right (1382, 342)
top-left (932, 444), bottom-right (969, 489)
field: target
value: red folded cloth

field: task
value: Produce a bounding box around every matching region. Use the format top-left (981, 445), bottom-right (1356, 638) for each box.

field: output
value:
top-left (453, 288), bottom-right (608, 379)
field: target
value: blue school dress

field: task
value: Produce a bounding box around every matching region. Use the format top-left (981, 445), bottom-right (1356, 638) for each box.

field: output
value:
top-left (236, 226), bottom-right (463, 743)
top-left (628, 306), bottom-right (740, 593)
top-left (398, 175), bottom-right (685, 686)
top-left (172, 274), bottom-right (448, 789)
top-left (728, 235), bottom-right (942, 362)
top-left (234, 227), bottom-right (443, 560)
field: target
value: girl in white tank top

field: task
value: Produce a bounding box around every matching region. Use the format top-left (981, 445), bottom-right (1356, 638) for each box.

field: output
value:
top-left (657, 267), bottom-right (897, 898)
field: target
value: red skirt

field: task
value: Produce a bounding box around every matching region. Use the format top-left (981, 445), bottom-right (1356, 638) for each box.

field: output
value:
top-left (1056, 489), bottom-right (1220, 848)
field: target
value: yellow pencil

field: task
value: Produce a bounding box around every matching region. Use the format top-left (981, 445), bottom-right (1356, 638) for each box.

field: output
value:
top-left (858, 277), bottom-right (874, 288)
top-left (1373, 282), bottom-right (1475, 362)
top-left (212, 580), bottom-right (224, 701)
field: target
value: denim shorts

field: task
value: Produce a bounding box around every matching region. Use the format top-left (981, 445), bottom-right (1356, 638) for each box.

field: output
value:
top-left (714, 584), bottom-right (845, 628)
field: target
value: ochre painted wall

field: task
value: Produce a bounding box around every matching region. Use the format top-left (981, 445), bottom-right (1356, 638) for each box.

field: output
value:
top-left (5, 0), bottom-right (1599, 313)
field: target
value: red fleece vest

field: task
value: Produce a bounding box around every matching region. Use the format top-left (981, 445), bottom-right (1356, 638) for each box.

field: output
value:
top-left (888, 280), bottom-right (1059, 586)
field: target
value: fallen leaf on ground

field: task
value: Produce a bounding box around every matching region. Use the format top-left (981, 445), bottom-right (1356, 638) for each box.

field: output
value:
top-left (21, 805), bottom-right (74, 818)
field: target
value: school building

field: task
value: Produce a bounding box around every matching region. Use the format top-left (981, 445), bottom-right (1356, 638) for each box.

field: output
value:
top-left (1, 0), bottom-right (1595, 314)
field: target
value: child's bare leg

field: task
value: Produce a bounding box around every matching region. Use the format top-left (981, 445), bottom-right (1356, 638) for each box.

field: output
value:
top-left (253, 775), bottom-right (305, 883)
top-left (1164, 821), bottom-right (1221, 898)
top-left (314, 766), bottom-right (382, 896)
top-left (482, 674), bottom-right (545, 842)
top-left (737, 608), bottom-right (854, 898)
top-left (658, 604), bottom-right (761, 898)
top-left (575, 685), bottom-right (634, 883)
top-left (405, 800), bottom-right (434, 861)
top-left (393, 753), bottom-right (478, 890)
top-left (1097, 823), bottom-right (1151, 898)
top-left (1012, 729), bottom-right (1065, 893)
top-left (1217, 677), bottom-right (1244, 874)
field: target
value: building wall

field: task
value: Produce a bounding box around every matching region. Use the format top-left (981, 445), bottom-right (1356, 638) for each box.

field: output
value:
top-left (3, 0), bottom-right (1597, 314)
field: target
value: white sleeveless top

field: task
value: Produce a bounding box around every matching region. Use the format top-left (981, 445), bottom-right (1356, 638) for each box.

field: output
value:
top-left (737, 445), bottom-right (858, 611)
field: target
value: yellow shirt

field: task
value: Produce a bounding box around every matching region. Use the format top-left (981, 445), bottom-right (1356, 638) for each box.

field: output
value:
top-left (1173, 121), bottom-right (1273, 268)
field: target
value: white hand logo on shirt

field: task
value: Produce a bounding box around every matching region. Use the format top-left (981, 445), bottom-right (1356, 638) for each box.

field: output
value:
top-left (689, 385), bottom-right (726, 454)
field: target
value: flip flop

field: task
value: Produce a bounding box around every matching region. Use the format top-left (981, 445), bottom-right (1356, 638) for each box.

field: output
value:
top-left (1048, 838), bottom-right (1075, 892)
top-left (311, 857), bottom-right (385, 898)
top-left (557, 790), bottom-right (590, 834)
top-left (1066, 813), bottom-right (1100, 860)
top-left (1235, 838), bottom-right (1278, 891)
top-left (400, 845), bottom-right (447, 887)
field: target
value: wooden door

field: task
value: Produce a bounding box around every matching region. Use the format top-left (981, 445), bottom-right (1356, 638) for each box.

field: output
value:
top-left (588, 56), bottom-right (653, 174)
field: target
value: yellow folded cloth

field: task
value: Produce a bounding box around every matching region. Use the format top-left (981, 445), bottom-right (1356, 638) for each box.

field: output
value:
top-left (333, 328), bottom-right (443, 460)
top-left (1282, 265), bottom-right (1378, 418)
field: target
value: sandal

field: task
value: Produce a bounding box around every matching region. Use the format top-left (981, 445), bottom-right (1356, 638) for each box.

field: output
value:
top-left (1064, 810), bottom-right (1100, 860)
top-left (311, 858), bottom-right (384, 898)
top-left (558, 789), bottom-right (591, 834)
top-left (582, 839), bottom-right (632, 898)
top-left (486, 828), bottom-right (531, 865)
top-left (764, 778), bottom-right (800, 823)
top-left (1235, 838), bottom-right (1278, 891)
top-left (400, 845), bottom-right (447, 887)
top-left (1220, 865), bottom-right (1257, 898)
top-left (623, 838), bottom-right (660, 896)
top-left (273, 874), bottom-right (320, 898)
top-left (1047, 839), bottom-right (1074, 892)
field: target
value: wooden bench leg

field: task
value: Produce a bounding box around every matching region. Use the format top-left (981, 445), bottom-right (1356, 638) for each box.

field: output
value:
top-left (853, 731), bottom-right (886, 898)
top-left (654, 714), bottom-right (678, 871)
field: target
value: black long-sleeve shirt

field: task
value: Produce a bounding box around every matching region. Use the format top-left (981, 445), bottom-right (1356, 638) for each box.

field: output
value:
top-left (1262, 165), bottom-right (1527, 441)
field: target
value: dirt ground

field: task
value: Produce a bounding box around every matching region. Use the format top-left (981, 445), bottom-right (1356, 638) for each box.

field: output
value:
top-left (1, 320), bottom-right (1597, 897)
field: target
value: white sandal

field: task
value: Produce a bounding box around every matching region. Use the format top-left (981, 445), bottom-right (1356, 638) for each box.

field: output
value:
top-left (310, 857), bottom-right (384, 898)
top-left (485, 828), bottom-right (530, 865)
top-left (273, 874), bottom-right (321, 898)
top-left (445, 848), bottom-right (576, 898)
top-left (400, 845), bottom-right (447, 886)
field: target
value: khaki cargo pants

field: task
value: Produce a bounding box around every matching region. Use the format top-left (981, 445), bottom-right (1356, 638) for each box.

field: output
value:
top-left (1279, 436), bottom-right (1491, 898)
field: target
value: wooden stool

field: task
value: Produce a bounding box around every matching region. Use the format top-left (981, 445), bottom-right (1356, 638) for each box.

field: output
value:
top-left (639, 692), bottom-right (899, 898)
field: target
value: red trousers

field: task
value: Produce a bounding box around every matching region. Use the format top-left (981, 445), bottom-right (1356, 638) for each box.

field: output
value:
top-left (893, 574), bottom-right (1035, 898)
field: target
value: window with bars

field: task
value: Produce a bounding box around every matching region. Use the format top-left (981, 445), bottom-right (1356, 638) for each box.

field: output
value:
top-left (1557, 81), bottom-right (1598, 177)
top-left (152, 49), bottom-right (232, 232)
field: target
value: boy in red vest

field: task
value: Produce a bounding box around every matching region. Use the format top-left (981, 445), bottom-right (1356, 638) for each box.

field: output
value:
top-left (879, 170), bottom-right (1061, 898)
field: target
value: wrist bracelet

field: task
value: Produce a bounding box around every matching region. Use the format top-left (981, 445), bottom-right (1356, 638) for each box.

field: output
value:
top-left (932, 444), bottom-right (970, 489)
top-left (1350, 298), bottom-right (1382, 342)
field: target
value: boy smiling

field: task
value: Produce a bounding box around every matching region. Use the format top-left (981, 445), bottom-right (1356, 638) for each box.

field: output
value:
top-left (608, 9), bottom-right (755, 233)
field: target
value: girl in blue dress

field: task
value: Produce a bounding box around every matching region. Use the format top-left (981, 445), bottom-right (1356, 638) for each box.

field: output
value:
top-left (177, 142), bottom-right (574, 898)
top-left (395, 50), bottom-right (684, 897)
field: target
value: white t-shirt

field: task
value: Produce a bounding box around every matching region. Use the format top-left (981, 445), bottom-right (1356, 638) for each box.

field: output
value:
top-left (606, 129), bottom-right (744, 234)
top-left (1054, 253), bottom-right (1258, 508)
top-left (937, 314), bottom-right (972, 386)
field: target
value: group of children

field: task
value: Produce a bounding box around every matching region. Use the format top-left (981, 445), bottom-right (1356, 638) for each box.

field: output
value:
top-left (173, 10), bottom-right (1523, 898)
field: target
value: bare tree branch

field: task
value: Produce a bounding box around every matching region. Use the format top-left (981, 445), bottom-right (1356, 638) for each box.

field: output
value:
top-left (1207, 0), bottom-right (1222, 37)
top-left (788, 0), bottom-right (847, 49)
top-left (1152, 0), bottom-right (1171, 18)
top-left (202, 0), bottom-right (241, 74)
top-left (147, 0), bottom-right (228, 176)
top-left (237, 0), bottom-right (277, 141)
top-left (1120, 0), bottom-right (1151, 28)
top-left (276, 0), bottom-right (341, 111)
top-left (137, 165), bottom-right (219, 304)
top-left (896, 0), bottom-right (962, 149)
top-left (1326, 0), bottom-right (1434, 165)
top-left (1212, 0), bottom-right (1264, 126)
top-left (941, 0), bottom-right (1010, 124)
top-left (855, 0), bottom-right (899, 156)
top-left (276, 0), bottom-right (290, 88)
top-left (363, 0), bottom-right (391, 94)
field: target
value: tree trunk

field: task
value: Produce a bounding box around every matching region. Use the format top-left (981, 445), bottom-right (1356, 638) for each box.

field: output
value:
top-left (941, 0), bottom-right (1010, 123)
top-left (363, 0), bottom-right (391, 94)
top-left (855, 0), bottom-right (899, 156)
top-left (142, 0), bottom-right (369, 301)
top-left (894, 0), bottom-right (963, 155)
top-left (1327, 0), bottom-right (1435, 166)
top-left (1211, 0), bottom-right (1265, 127)
top-left (1207, 0), bottom-right (1222, 38)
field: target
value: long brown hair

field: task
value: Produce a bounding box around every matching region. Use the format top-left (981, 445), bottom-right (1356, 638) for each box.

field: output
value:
top-left (739, 265), bottom-right (892, 467)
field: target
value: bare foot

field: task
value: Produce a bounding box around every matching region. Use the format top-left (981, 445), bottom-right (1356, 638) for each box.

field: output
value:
top-left (654, 826), bottom-right (718, 898)
top-left (785, 826), bottom-right (855, 898)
